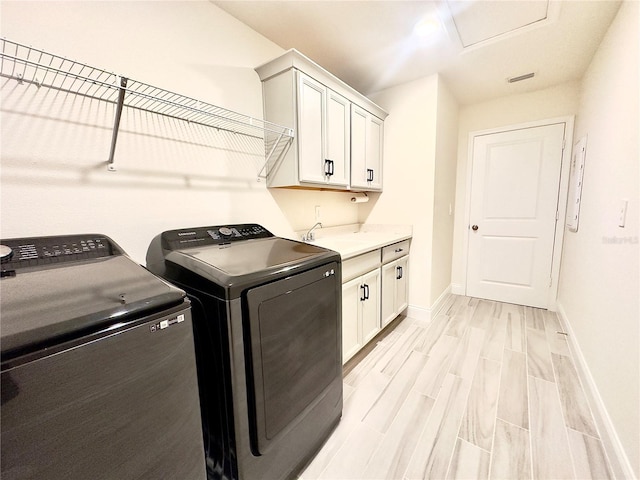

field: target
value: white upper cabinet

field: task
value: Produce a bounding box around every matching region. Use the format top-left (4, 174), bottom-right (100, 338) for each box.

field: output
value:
top-left (296, 74), bottom-right (350, 187)
top-left (324, 88), bottom-right (351, 186)
top-left (256, 49), bottom-right (387, 191)
top-left (350, 105), bottom-right (383, 191)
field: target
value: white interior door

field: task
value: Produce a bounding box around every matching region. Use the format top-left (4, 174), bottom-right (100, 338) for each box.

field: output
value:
top-left (466, 123), bottom-right (565, 308)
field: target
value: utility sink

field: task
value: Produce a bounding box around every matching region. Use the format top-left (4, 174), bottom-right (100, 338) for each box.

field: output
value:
top-left (303, 227), bottom-right (412, 260)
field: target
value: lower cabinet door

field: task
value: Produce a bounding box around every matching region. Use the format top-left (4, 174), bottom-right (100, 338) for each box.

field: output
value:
top-left (342, 277), bottom-right (362, 363)
top-left (381, 255), bottom-right (410, 328)
top-left (395, 256), bottom-right (409, 313)
top-left (360, 268), bottom-right (381, 344)
top-left (381, 261), bottom-right (398, 328)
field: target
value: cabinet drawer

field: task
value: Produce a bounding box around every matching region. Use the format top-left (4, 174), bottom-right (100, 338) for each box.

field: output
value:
top-left (382, 240), bottom-right (410, 264)
top-left (342, 250), bottom-right (380, 283)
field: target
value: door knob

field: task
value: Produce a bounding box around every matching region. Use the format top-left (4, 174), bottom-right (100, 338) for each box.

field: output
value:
top-left (472, 225), bottom-right (479, 231)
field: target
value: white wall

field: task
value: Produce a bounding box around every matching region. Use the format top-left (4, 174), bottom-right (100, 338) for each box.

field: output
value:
top-left (364, 75), bottom-right (439, 313)
top-left (557, 1), bottom-right (639, 476)
top-left (364, 74), bottom-right (458, 314)
top-left (451, 81), bottom-right (581, 290)
top-left (0, 1), bottom-right (358, 263)
top-left (431, 78), bottom-right (458, 303)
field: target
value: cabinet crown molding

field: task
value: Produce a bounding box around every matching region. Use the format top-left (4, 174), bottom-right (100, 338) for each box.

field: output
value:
top-left (255, 49), bottom-right (388, 120)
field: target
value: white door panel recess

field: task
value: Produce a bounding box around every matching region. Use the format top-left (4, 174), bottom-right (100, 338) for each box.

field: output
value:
top-left (466, 123), bottom-right (565, 308)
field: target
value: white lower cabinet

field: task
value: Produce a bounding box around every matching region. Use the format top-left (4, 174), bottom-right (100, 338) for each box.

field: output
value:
top-left (339, 239), bottom-right (410, 364)
top-left (381, 255), bottom-right (409, 328)
top-left (342, 268), bottom-right (381, 363)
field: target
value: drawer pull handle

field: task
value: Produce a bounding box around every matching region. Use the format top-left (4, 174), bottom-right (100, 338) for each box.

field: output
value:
top-left (394, 248), bottom-right (403, 253)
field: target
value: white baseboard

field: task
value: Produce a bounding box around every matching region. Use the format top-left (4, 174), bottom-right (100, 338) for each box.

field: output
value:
top-left (406, 305), bottom-right (431, 322)
top-left (556, 302), bottom-right (637, 480)
top-left (451, 283), bottom-right (465, 295)
top-left (406, 285), bottom-right (452, 322)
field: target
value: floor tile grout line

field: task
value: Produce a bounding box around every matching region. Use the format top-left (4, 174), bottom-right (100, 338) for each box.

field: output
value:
top-left (486, 344), bottom-right (507, 479)
top-left (547, 329), bottom-right (580, 480)
top-left (525, 324), bottom-right (536, 480)
top-left (446, 317), bottom-right (481, 479)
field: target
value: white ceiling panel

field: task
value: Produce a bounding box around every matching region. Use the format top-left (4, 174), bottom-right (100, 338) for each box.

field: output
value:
top-left (448, 0), bottom-right (550, 47)
top-left (214, 0), bottom-right (622, 104)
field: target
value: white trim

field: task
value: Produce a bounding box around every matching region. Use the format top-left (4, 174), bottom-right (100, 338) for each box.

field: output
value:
top-left (461, 115), bottom-right (575, 309)
top-left (406, 305), bottom-right (431, 322)
top-left (406, 285), bottom-right (452, 322)
top-left (451, 282), bottom-right (465, 296)
top-left (556, 302), bottom-right (637, 480)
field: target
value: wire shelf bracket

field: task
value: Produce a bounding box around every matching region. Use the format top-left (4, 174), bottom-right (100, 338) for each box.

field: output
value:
top-left (0, 37), bottom-right (295, 176)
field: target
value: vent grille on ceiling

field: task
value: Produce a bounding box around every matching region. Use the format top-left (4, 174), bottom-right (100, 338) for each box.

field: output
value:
top-left (508, 72), bottom-right (536, 83)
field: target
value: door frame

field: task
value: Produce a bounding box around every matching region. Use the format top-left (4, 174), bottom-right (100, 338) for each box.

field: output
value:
top-left (460, 116), bottom-right (575, 311)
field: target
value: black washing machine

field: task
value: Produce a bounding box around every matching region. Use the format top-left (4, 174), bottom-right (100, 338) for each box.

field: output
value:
top-left (146, 224), bottom-right (343, 480)
top-left (0, 234), bottom-right (206, 480)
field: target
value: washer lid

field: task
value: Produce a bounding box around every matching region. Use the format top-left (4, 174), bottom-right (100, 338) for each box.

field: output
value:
top-left (184, 237), bottom-right (329, 276)
top-left (164, 236), bottom-right (340, 298)
top-left (1, 254), bottom-right (186, 359)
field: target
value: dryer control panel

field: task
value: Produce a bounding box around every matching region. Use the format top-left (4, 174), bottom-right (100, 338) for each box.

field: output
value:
top-left (0, 234), bottom-right (122, 275)
top-left (161, 224), bottom-right (273, 251)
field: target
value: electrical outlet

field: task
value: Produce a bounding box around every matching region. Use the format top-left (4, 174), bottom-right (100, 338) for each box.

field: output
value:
top-left (619, 199), bottom-right (628, 227)
top-left (315, 205), bottom-right (321, 221)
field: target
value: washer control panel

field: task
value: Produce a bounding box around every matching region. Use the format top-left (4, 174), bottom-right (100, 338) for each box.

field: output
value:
top-left (162, 224), bottom-right (273, 250)
top-left (0, 234), bottom-right (122, 275)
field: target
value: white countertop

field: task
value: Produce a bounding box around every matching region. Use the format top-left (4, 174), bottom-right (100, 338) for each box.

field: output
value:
top-left (291, 224), bottom-right (412, 260)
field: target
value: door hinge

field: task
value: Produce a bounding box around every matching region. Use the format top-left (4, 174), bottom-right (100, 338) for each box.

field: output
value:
top-left (555, 210), bottom-right (559, 221)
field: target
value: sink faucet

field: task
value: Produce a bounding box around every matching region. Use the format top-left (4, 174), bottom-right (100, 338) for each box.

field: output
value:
top-left (302, 222), bottom-right (323, 241)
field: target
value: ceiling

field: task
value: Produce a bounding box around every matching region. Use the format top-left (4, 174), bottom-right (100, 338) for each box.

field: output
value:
top-left (213, 0), bottom-right (622, 105)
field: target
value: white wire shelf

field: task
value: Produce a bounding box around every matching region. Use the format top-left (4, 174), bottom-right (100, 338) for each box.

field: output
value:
top-left (0, 37), bottom-right (294, 174)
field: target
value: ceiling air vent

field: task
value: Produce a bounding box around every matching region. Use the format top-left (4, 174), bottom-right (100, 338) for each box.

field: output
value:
top-left (508, 72), bottom-right (535, 83)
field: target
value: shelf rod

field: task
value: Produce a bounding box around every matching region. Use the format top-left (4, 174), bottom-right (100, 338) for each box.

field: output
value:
top-left (107, 76), bottom-right (128, 172)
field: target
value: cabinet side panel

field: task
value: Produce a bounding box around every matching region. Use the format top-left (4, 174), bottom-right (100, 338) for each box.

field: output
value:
top-left (262, 71), bottom-right (298, 188)
top-left (368, 116), bottom-right (384, 191)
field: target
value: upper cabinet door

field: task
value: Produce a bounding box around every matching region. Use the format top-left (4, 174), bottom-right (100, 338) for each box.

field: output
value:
top-left (367, 115), bottom-right (383, 190)
top-left (297, 73), bottom-right (349, 187)
top-left (351, 105), bottom-right (368, 188)
top-left (351, 105), bottom-right (383, 191)
top-left (297, 73), bottom-right (327, 184)
top-left (325, 90), bottom-right (350, 187)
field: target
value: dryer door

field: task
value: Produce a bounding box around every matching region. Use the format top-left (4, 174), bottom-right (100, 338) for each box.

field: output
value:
top-left (244, 262), bottom-right (341, 454)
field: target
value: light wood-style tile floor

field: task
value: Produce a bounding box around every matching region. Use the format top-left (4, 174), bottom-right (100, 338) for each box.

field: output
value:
top-left (299, 295), bottom-right (614, 480)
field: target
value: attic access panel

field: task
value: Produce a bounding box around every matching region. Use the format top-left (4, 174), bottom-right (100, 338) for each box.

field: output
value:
top-left (447, 0), bottom-right (550, 48)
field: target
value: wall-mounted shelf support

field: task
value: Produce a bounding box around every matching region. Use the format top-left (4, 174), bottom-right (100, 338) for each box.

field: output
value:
top-left (108, 76), bottom-right (128, 172)
top-left (0, 37), bottom-right (294, 176)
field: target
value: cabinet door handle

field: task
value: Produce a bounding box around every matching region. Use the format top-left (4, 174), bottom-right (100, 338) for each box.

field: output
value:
top-left (325, 159), bottom-right (334, 176)
top-left (363, 283), bottom-right (370, 300)
top-left (360, 284), bottom-right (366, 301)
top-left (367, 168), bottom-right (374, 182)
top-left (396, 266), bottom-right (403, 279)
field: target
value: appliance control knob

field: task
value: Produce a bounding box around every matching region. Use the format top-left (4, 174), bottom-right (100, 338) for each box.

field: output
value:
top-left (218, 227), bottom-right (233, 237)
top-left (0, 245), bottom-right (14, 262)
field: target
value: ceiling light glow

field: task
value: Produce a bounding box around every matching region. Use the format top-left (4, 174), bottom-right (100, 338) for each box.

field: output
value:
top-left (414, 16), bottom-right (442, 38)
